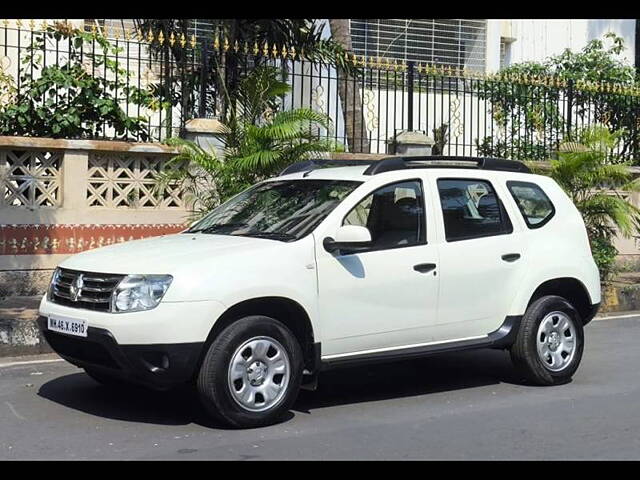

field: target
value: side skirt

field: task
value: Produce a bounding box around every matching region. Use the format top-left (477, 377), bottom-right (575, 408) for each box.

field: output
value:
top-left (318, 315), bottom-right (522, 372)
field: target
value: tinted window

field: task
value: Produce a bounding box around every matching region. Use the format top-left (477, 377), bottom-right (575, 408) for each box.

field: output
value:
top-left (343, 180), bottom-right (426, 250)
top-left (507, 181), bottom-right (555, 228)
top-left (437, 179), bottom-right (512, 242)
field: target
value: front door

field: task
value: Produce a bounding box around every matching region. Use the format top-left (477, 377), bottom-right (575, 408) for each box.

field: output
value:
top-left (315, 179), bottom-right (440, 358)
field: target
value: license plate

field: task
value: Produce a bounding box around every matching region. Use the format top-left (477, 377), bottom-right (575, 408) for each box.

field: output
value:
top-left (47, 315), bottom-right (88, 338)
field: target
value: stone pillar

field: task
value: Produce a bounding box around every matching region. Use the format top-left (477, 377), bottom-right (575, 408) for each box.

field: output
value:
top-left (62, 150), bottom-right (89, 211)
top-left (184, 118), bottom-right (226, 157)
top-left (388, 130), bottom-right (435, 156)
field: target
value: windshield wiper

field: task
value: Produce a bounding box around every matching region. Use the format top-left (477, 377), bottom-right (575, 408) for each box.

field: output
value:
top-left (236, 231), bottom-right (297, 241)
top-left (189, 223), bottom-right (248, 234)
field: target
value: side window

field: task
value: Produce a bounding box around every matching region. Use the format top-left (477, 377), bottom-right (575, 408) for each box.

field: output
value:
top-left (507, 181), bottom-right (555, 228)
top-left (343, 180), bottom-right (426, 250)
top-left (437, 178), bottom-right (512, 242)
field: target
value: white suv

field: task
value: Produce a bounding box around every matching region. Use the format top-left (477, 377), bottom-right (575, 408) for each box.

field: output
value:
top-left (38, 156), bottom-right (601, 428)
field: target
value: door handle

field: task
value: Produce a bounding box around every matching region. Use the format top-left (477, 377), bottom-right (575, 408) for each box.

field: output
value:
top-left (413, 263), bottom-right (437, 273)
top-left (501, 253), bottom-right (521, 262)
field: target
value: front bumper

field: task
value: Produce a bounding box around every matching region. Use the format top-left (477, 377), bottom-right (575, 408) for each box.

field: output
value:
top-left (38, 295), bottom-right (226, 345)
top-left (37, 295), bottom-right (227, 390)
top-left (37, 316), bottom-right (203, 390)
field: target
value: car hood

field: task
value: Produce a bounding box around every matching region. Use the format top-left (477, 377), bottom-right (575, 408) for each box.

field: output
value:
top-left (59, 233), bottom-right (288, 275)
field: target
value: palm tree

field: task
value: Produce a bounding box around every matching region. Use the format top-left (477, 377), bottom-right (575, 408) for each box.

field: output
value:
top-left (137, 19), bottom-right (355, 123)
top-left (545, 124), bottom-right (640, 278)
top-left (327, 19), bottom-right (371, 154)
top-left (157, 66), bottom-right (343, 218)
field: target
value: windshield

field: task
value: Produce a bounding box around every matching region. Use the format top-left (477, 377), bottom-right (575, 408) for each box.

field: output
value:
top-left (186, 179), bottom-right (362, 241)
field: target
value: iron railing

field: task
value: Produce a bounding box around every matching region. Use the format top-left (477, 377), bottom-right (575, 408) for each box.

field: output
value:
top-left (1, 21), bottom-right (639, 162)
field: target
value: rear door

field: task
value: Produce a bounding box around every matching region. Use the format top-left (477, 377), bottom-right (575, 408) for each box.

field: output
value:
top-left (430, 173), bottom-right (526, 341)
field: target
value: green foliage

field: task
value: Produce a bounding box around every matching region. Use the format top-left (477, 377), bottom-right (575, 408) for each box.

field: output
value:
top-left (590, 236), bottom-right (618, 282)
top-left (545, 125), bottom-right (640, 279)
top-left (0, 61), bottom-right (16, 105)
top-left (0, 23), bottom-right (164, 140)
top-left (157, 66), bottom-right (343, 218)
top-left (476, 136), bottom-right (550, 161)
top-left (476, 33), bottom-right (640, 162)
top-left (157, 138), bottom-right (244, 219)
top-left (431, 123), bottom-right (449, 155)
top-left (227, 108), bottom-right (343, 177)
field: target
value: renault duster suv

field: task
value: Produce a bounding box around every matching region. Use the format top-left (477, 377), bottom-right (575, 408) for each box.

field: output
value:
top-left (38, 156), bottom-right (601, 428)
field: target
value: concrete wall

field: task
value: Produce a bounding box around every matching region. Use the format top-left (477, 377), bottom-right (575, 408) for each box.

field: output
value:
top-left (0, 136), bottom-right (192, 296)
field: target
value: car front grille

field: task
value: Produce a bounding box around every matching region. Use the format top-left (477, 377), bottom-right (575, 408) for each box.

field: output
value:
top-left (50, 268), bottom-right (125, 312)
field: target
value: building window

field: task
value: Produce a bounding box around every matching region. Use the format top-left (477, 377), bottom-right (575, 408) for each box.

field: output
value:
top-left (187, 19), bottom-right (221, 43)
top-left (349, 19), bottom-right (487, 72)
top-left (499, 37), bottom-right (514, 70)
top-left (84, 19), bottom-right (140, 39)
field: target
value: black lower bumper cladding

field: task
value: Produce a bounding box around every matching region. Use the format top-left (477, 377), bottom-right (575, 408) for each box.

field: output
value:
top-left (37, 316), bottom-right (203, 390)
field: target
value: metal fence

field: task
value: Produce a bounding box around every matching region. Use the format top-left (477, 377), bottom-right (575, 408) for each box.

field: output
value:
top-left (0, 21), bottom-right (204, 142)
top-left (2, 21), bottom-right (639, 162)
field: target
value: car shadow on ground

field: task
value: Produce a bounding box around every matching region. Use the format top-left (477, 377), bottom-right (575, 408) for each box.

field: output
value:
top-left (37, 348), bottom-right (526, 429)
top-left (294, 348), bottom-right (525, 412)
top-left (37, 372), bottom-right (206, 426)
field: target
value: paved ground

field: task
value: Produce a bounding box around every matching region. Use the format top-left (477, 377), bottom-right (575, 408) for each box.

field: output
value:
top-left (1, 315), bottom-right (640, 460)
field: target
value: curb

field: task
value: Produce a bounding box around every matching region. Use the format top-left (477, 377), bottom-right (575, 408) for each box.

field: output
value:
top-left (0, 317), bottom-right (52, 357)
top-left (0, 297), bottom-right (52, 358)
top-left (593, 311), bottom-right (640, 321)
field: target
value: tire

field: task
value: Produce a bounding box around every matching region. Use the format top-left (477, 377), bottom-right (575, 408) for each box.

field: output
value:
top-left (197, 315), bottom-right (304, 428)
top-left (510, 295), bottom-right (584, 386)
top-left (84, 368), bottom-right (131, 389)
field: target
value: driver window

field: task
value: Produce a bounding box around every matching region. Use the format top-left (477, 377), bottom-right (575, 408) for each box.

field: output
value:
top-left (343, 180), bottom-right (425, 250)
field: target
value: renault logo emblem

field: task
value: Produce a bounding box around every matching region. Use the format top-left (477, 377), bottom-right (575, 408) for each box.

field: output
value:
top-left (69, 274), bottom-right (84, 302)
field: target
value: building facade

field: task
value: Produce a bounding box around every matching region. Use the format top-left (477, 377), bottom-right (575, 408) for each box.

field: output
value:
top-left (316, 19), bottom-right (637, 73)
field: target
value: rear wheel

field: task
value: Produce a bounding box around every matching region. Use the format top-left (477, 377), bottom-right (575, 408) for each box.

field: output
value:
top-left (510, 295), bottom-right (584, 385)
top-left (197, 316), bottom-right (303, 428)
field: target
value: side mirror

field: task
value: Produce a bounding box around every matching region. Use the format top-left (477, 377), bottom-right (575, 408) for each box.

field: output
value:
top-left (323, 225), bottom-right (372, 254)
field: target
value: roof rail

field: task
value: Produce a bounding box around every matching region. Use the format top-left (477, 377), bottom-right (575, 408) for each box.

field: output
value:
top-left (362, 156), bottom-right (531, 175)
top-left (278, 156), bottom-right (531, 178)
top-left (279, 159), bottom-right (377, 176)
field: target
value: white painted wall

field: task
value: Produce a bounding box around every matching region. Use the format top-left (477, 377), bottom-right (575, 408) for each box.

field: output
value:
top-left (486, 19), bottom-right (637, 72)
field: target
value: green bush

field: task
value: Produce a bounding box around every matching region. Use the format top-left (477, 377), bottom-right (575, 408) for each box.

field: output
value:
top-left (590, 235), bottom-right (618, 281)
top-left (543, 124), bottom-right (640, 280)
top-left (476, 33), bottom-right (639, 162)
top-left (0, 23), bottom-right (163, 140)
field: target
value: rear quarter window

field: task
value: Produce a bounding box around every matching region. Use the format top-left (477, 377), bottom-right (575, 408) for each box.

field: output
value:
top-left (507, 181), bottom-right (555, 229)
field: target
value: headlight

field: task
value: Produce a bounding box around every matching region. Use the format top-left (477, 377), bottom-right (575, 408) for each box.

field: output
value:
top-left (112, 275), bottom-right (173, 313)
top-left (48, 268), bottom-right (62, 301)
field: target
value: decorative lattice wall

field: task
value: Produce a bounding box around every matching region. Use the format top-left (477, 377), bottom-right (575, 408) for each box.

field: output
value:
top-left (0, 149), bottom-right (62, 207)
top-left (86, 153), bottom-right (185, 208)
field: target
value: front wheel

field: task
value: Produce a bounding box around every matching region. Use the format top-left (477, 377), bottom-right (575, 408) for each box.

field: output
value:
top-left (197, 316), bottom-right (303, 428)
top-left (510, 295), bottom-right (584, 385)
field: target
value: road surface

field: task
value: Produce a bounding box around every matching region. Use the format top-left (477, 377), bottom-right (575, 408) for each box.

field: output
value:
top-left (1, 315), bottom-right (639, 460)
